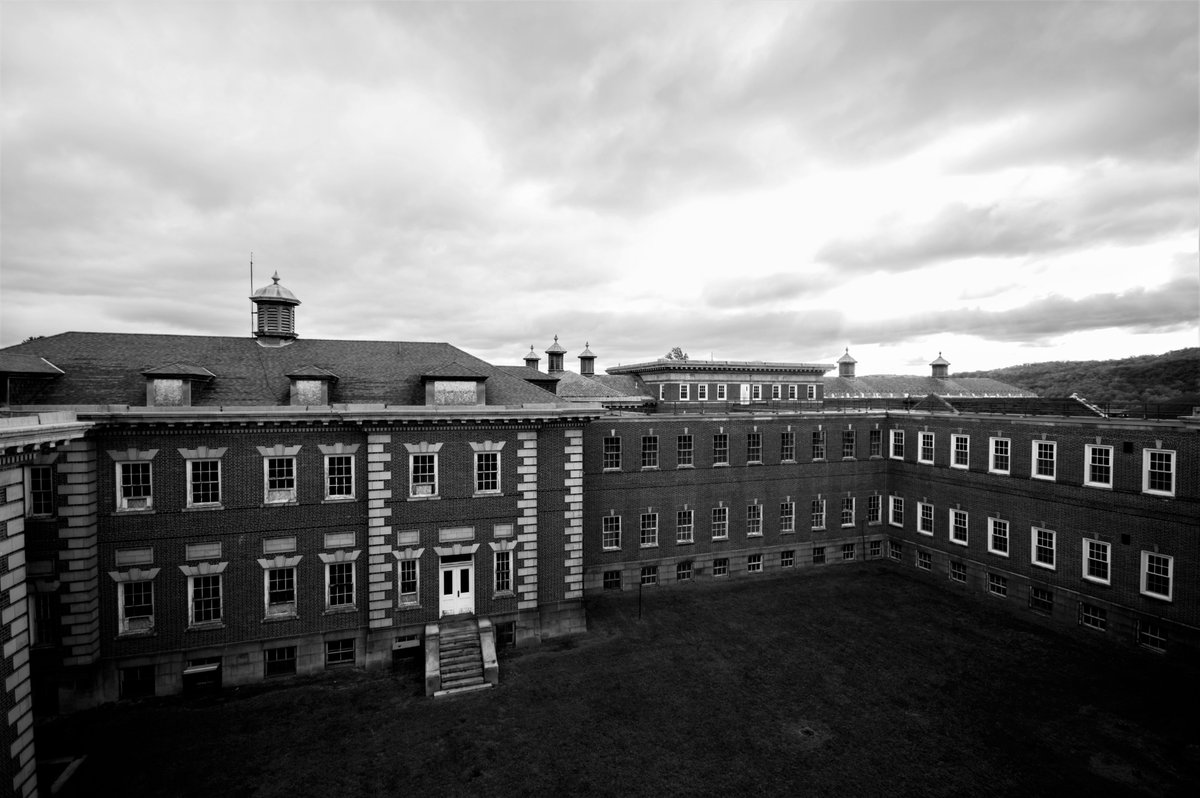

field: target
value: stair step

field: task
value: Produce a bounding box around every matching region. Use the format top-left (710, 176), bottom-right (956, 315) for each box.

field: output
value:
top-left (441, 651), bottom-right (481, 664)
top-left (434, 680), bottom-right (492, 698)
top-left (441, 674), bottom-right (486, 688)
top-left (442, 664), bottom-right (483, 678)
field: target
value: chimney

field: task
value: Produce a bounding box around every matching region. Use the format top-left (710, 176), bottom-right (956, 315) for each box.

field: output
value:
top-left (545, 335), bottom-right (566, 373)
top-left (931, 353), bottom-right (950, 379)
top-left (837, 348), bottom-right (857, 379)
top-left (578, 342), bottom-right (596, 376)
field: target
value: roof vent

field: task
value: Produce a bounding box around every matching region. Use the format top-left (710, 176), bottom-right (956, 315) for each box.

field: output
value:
top-left (250, 272), bottom-right (300, 344)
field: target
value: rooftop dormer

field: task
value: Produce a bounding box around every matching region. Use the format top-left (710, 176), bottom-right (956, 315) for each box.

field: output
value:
top-left (142, 363), bottom-right (215, 407)
top-left (250, 272), bottom-right (300, 346)
top-left (287, 365), bottom-right (338, 406)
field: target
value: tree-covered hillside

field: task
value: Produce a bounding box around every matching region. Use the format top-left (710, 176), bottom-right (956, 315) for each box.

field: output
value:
top-left (955, 348), bottom-right (1199, 404)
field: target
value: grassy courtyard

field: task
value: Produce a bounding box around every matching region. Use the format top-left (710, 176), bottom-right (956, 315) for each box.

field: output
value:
top-left (40, 565), bottom-right (1198, 796)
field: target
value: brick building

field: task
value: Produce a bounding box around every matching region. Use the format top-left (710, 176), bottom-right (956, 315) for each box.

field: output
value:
top-left (1, 277), bottom-right (1197, 798)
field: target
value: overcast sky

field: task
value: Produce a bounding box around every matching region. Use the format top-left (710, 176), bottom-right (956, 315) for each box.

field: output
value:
top-left (2, 1), bottom-right (1197, 375)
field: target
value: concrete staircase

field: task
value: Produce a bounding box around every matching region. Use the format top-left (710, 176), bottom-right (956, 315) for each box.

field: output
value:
top-left (425, 618), bottom-right (498, 698)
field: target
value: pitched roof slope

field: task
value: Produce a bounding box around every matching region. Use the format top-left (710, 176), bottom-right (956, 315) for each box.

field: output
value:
top-left (823, 374), bottom-right (1034, 398)
top-left (1, 332), bottom-right (565, 407)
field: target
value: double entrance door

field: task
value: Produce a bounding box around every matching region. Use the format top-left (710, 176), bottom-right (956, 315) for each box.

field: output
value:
top-left (439, 554), bottom-right (474, 617)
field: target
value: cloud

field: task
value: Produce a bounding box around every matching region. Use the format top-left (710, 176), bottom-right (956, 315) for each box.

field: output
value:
top-left (815, 166), bottom-right (1197, 273)
top-left (847, 278), bottom-right (1199, 345)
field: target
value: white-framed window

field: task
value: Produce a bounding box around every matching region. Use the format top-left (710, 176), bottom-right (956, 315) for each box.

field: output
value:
top-left (1136, 620), bottom-right (1167, 652)
top-left (916, 550), bottom-right (932, 571)
top-left (677, 509), bottom-right (694, 544)
top-left (1032, 440), bottom-right (1056, 481)
top-left (327, 561), bottom-right (356, 609)
top-left (1140, 552), bottom-right (1173, 601)
top-left (949, 561), bottom-right (966, 583)
top-left (867, 495), bottom-right (881, 525)
top-left (711, 506), bottom-right (728, 539)
top-left (713, 557), bottom-right (729, 577)
top-left (806, 385), bottom-right (817, 401)
top-left (603, 436), bottom-right (621, 470)
top-left (28, 465), bottom-right (55, 516)
top-left (474, 451), bottom-right (501, 494)
top-left (264, 457), bottom-right (297, 504)
top-left (780, 501), bottom-right (795, 533)
top-left (869, 429), bottom-right (883, 458)
top-left (716, 384), bottom-right (727, 401)
top-left (182, 459), bottom-right (220, 508)
top-left (840, 497), bottom-right (855, 527)
top-left (810, 499), bottom-right (825, 530)
top-left (949, 509), bottom-right (968, 545)
top-left (677, 561), bottom-right (694, 581)
top-left (117, 461), bottom-right (153, 511)
top-left (771, 384), bottom-right (781, 400)
top-left (1079, 602), bottom-right (1107, 632)
top-left (781, 550), bottom-right (795, 568)
top-left (1084, 444), bottom-right (1112, 488)
top-left (890, 430), bottom-right (904, 460)
top-left (780, 431), bottom-right (796, 462)
top-left (326, 639), bottom-right (356, 667)
top-left (118, 580), bottom-right (155, 634)
top-left (842, 430), bottom-right (856, 459)
top-left (1031, 527), bottom-right (1056, 570)
top-left (746, 504), bottom-right (762, 536)
top-left (1029, 587), bottom-right (1054, 615)
top-left (640, 512), bottom-right (658, 547)
top-left (679, 383), bottom-right (690, 401)
top-left (747, 553), bottom-right (763, 573)
top-left (751, 384), bottom-right (762, 401)
top-left (677, 435), bottom-right (694, 467)
top-left (697, 384), bottom-right (708, 401)
top-left (811, 429), bottom-right (826, 460)
top-left (746, 432), bottom-right (762, 464)
top-left (641, 565), bottom-right (658, 585)
top-left (917, 502), bottom-right (934, 535)
top-left (918, 432), bottom-right (935, 464)
top-left (889, 540), bottom-right (902, 561)
top-left (712, 433), bottom-right (729, 466)
top-left (987, 573), bottom-right (1008, 598)
top-left (812, 547), bottom-right (826, 565)
top-left (788, 385), bottom-right (798, 401)
top-left (494, 550), bottom-right (512, 593)
top-left (951, 434), bottom-right (970, 469)
top-left (1083, 539), bottom-right (1110, 585)
top-left (325, 454), bottom-right (355, 499)
top-left (398, 559), bottom-right (419, 605)
top-left (987, 518), bottom-right (1009, 556)
top-left (641, 436), bottom-right (659, 469)
top-left (409, 452), bottom-right (438, 497)
top-left (264, 566), bottom-right (297, 618)
top-left (601, 515), bottom-right (621, 550)
top-left (889, 496), bottom-right (904, 527)
top-left (189, 574), bottom-right (222, 626)
top-left (1142, 449), bottom-right (1175, 496)
top-left (989, 438), bottom-right (1011, 474)
top-left (658, 384), bottom-right (666, 401)
top-left (842, 543), bottom-right (855, 561)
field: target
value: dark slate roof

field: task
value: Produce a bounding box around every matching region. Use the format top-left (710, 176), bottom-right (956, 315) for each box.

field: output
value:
top-left (0, 352), bottom-right (65, 376)
top-left (286, 365), bottom-right (339, 381)
top-left (590, 374), bottom-right (650, 397)
top-left (142, 362), bottom-right (216, 379)
top-left (497, 365), bottom-right (558, 382)
top-left (553, 370), bottom-right (631, 399)
top-left (823, 375), bottom-right (1034, 398)
top-left (0, 332), bottom-right (565, 407)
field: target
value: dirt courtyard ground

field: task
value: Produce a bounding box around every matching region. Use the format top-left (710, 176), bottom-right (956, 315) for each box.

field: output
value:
top-left (38, 564), bottom-right (1200, 796)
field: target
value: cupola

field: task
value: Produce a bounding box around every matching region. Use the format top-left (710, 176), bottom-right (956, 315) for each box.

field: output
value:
top-left (545, 335), bottom-right (566, 373)
top-left (931, 353), bottom-right (950, 379)
top-left (250, 272), bottom-right (300, 345)
top-left (523, 345), bottom-right (541, 371)
top-left (837, 348), bottom-right (857, 379)
top-left (578, 343), bottom-right (596, 376)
